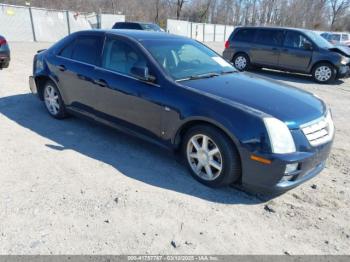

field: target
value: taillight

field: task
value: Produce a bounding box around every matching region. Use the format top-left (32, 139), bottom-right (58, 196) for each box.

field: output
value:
top-left (0, 38), bottom-right (7, 46)
top-left (225, 40), bottom-right (229, 49)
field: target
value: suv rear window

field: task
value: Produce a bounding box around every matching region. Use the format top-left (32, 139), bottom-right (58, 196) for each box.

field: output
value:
top-left (255, 29), bottom-right (284, 46)
top-left (233, 29), bottom-right (256, 42)
top-left (113, 23), bottom-right (142, 30)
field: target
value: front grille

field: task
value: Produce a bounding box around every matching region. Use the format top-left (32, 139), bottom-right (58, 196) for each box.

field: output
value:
top-left (301, 113), bottom-right (334, 147)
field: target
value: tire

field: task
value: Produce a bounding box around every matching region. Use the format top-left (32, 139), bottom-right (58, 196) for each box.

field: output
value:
top-left (42, 80), bottom-right (68, 119)
top-left (312, 63), bottom-right (336, 84)
top-left (233, 53), bottom-right (250, 71)
top-left (182, 125), bottom-right (241, 188)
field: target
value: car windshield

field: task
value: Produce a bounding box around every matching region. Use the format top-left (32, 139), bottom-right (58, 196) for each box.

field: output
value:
top-left (304, 30), bottom-right (334, 49)
top-left (140, 23), bottom-right (163, 32)
top-left (141, 39), bottom-right (236, 81)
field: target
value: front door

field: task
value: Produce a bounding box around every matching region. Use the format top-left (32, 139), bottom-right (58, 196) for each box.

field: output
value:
top-left (93, 36), bottom-right (163, 138)
top-left (278, 31), bottom-right (313, 72)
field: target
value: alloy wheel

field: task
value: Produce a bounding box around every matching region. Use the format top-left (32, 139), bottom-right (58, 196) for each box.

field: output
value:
top-left (44, 85), bottom-right (60, 115)
top-left (186, 134), bottom-right (223, 181)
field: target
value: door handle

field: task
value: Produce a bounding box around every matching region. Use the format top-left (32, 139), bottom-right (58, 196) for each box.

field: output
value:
top-left (94, 79), bottom-right (108, 87)
top-left (57, 65), bottom-right (66, 72)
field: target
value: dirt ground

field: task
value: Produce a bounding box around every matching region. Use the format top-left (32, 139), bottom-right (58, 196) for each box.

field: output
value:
top-left (0, 42), bottom-right (349, 255)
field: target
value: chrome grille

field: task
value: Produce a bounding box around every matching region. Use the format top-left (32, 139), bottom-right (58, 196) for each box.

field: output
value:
top-left (301, 113), bottom-right (334, 147)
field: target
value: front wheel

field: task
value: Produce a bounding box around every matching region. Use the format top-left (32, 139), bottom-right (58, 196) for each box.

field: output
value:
top-left (43, 80), bottom-right (68, 119)
top-left (312, 63), bottom-right (336, 83)
top-left (182, 125), bottom-right (241, 188)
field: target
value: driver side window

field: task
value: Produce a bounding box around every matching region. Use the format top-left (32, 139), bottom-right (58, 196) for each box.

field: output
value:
top-left (102, 38), bottom-right (147, 76)
top-left (284, 31), bottom-right (312, 49)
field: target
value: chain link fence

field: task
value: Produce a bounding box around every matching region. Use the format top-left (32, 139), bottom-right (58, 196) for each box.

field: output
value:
top-left (0, 3), bottom-right (125, 42)
top-left (167, 19), bottom-right (234, 42)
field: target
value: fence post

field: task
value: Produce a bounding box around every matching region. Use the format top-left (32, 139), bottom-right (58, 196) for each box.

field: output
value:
top-left (224, 25), bottom-right (226, 41)
top-left (28, 7), bottom-right (36, 42)
top-left (66, 10), bottom-right (71, 35)
top-left (190, 22), bottom-right (193, 39)
top-left (97, 12), bottom-right (102, 29)
top-left (203, 23), bottom-right (205, 42)
top-left (214, 24), bottom-right (216, 42)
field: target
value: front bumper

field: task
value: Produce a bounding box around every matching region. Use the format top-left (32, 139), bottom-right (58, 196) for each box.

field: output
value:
top-left (337, 64), bottom-right (350, 78)
top-left (241, 140), bottom-right (333, 195)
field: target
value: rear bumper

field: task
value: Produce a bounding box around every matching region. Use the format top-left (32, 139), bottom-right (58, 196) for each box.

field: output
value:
top-left (0, 52), bottom-right (10, 69)
top-left (241, 140), bottom-right (333, 195)
top-left (29, 76), bottom-right (39, 95)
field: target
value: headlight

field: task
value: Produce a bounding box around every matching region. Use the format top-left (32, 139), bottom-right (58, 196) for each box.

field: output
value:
top-left (263, 117), bottom-right (296, 154)
top-left (340, 56), bottom-right (349, 65)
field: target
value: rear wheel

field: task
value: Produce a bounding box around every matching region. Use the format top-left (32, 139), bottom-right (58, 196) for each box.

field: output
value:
top-left (233, 53), bottom-right (250, 71)
top-left (312, 63), bottom-right (336, 83)
top-left (182, 125), bottom-right (241, 188)
top-left (43, 80), bottom-right (67, 119)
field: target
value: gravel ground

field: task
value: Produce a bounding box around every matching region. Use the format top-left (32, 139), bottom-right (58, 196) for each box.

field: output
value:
top-left (0, 42), bottom-right (349, 255)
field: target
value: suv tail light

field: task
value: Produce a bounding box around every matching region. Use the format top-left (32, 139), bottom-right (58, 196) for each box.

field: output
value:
top-left (0, 38), bottom-right (7, 46)
top-left (225, 40), bottom-right (229, 49)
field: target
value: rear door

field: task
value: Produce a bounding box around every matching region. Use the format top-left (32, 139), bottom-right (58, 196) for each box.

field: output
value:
top-left (53, 33), bottom-right (104, 114)
top-left (251, 29), bottom-right (284, 66)
top-left (278, 31), bottom-right (313, 72)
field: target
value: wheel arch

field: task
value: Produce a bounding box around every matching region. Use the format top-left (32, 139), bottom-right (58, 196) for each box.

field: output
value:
top-left (311, 60), bottom-right (336, 73)
top-left (174, 118), bottom-right (242, 154)
top-left (174, 118), bottom-right (243, 183)
top-left (232, 51), bottom-right (250, 62)
top-left (34, 74), bottom-right (60, 100)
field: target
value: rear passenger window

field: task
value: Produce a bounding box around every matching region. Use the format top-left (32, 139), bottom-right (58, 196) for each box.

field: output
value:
top-left (72, 36), bottom-right (103, 64)
top-left (234, 29), bottom-right (256, 42)
top-left (255, 30), bottom-right (284, 46)
top-left (60, 40), bottom-right (76, 58)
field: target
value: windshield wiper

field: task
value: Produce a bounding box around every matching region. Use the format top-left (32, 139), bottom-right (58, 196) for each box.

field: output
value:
top-left (188, 72), bottom-right (221, 80)
top-left (220, 70), bottom-right (237, 75)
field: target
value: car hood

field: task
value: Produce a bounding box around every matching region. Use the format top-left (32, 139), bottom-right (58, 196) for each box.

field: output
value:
top-left (328, 46), bottom-right (350, 57)
top-left (181, 73), bottom-right (326, 129)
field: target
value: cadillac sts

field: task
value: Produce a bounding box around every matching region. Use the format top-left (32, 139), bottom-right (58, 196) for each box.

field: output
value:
top-left (29, 30), bottom-right (334, 194)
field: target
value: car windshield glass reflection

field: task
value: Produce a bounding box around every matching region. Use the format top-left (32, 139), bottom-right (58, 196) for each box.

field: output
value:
top-left (141, 40), bottom-right (236, 81)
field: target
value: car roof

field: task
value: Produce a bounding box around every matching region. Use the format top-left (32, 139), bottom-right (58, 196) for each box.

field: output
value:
top-left (76, 29), bottom-right (188, 41)
top-left (114, 21), bottom-right (157, 25)
top-left (235, 26), bottom-right (314, 33)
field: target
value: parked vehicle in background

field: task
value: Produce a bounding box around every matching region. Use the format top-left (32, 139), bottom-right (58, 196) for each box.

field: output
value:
top-left (223, 27), bottom-right (350, 83)
top-left (0, 35), bottom-right (10, 69)
top-left (112, 22), bottom-right (164, 32)
top-left (321, 32), bottom-right (350, 47)
top-left (29, 30), bottom-right (334, 194)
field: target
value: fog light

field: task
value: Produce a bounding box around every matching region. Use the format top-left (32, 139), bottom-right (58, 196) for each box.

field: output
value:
top-left (285, 163), bottom-right (299, 174)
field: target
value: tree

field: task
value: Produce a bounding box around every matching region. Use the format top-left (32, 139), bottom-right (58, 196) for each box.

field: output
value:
top-left (329, 0), bottom-right (350, 29)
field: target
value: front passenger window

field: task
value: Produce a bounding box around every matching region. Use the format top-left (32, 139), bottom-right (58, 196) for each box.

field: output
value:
top-left (102, 38), bottom-right (147, 76)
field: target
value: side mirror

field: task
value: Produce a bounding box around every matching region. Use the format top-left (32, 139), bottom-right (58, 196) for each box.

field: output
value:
top-left (303, 42), bottom-right (313, 50)
top-left (130, 65), bottom-right (156, 83)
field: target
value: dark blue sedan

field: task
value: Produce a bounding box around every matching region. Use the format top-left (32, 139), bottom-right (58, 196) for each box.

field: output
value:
top-left (29, 30), bottom-right (334, 194)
